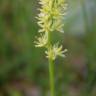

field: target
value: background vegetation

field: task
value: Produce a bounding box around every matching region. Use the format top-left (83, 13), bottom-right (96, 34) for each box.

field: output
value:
top-left (0, 0), bottom-right (96, 96)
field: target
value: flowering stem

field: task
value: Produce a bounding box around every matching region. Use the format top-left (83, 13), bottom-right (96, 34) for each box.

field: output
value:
top-left (35, 0), bottom-right (67, 95)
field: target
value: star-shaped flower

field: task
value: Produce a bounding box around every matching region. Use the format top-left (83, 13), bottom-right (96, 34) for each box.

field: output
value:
top-left (34, 33), bottom-right (48, 47)
top-left (45, 43), bottom-right (67, 60)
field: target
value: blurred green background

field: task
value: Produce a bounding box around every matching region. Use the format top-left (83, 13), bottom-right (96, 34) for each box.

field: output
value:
top-left (0, 0), bottom-right (96, 96)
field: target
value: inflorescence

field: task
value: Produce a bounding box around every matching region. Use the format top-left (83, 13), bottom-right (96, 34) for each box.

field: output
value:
top-left (35, 0), bottom-right (67, 60)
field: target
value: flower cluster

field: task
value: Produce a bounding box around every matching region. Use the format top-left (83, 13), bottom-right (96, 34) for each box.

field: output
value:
top-left (35, 33), bottom-right (48, 47)
top-left (45, 43), bottom-right (68, 60)
top-left (35, 0), bottom-right (67, 60)
top-left (37, 0), bottom-right (67, 33)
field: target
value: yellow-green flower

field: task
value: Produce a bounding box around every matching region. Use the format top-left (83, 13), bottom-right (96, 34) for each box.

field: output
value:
top-left (45, 43), bottom-right (67, 60)
top-left (37, 0), bottom-right (67, 33)
top-left (34, 33), bottom-right (48, 47)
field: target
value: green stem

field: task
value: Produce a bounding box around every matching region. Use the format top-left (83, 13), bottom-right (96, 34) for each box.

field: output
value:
top-left (47, 29), bottom-right (55, 96)
top-left (48, 0), bottom-right (56, 95)
top-left (49, 58), bottom-right (55, 96)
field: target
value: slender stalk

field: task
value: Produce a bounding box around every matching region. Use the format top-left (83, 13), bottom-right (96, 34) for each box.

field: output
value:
top-left (47, 30), bottom-right (55, 96)
top-left (49, 58), bottom-right (55, 96)
top-left (48, 0), bottom-right (56, 94)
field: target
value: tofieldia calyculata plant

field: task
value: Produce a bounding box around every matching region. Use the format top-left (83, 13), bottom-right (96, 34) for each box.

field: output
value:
top-left (34, 0), bottom-right (67, 96)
